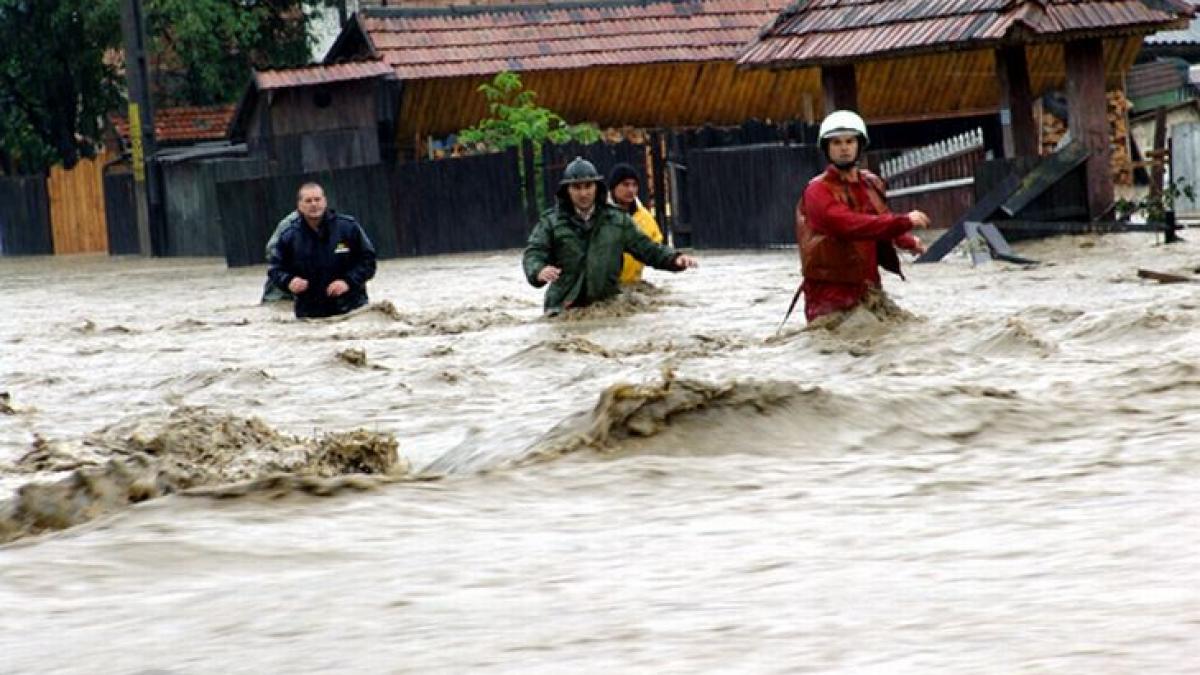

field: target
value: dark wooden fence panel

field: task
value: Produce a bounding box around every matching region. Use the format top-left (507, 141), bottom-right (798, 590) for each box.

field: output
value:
top-left (542, 141), bottom-right (649, 211)
top-left (0, 176), bottom-right (53, 256)
top-left (393, 149), bottom-right (526, 256)
top-left (216, 163), bottom-right (397, 267)
top-left (684, 144), bottom-right (824, 249)
top-left (102, 172), bottom-right (139, 255)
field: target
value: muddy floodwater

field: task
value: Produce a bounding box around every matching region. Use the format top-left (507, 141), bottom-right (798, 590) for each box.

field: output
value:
top-left (2, 233), bottom-right (1199, 672)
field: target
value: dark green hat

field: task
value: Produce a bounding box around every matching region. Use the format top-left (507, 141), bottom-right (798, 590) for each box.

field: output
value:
top-left (559, 157), bottom-right (602, 187)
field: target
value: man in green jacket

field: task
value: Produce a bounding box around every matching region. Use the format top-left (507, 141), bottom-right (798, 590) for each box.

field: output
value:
top-left (523, 157), bottom-right (697, 315)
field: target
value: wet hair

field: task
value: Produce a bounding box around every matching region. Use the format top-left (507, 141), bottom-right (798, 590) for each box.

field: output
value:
top-left (297, 182), bottom-right (325, 201)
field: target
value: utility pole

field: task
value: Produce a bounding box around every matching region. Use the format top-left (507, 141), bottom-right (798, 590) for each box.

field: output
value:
top-left (119, 0), bottom-right (159, 256)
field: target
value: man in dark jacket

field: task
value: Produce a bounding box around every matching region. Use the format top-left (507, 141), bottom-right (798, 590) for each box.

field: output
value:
top-left (267, 182), bottom-right (377, 318)
top-left (523, 157), bottom-right (697, 315)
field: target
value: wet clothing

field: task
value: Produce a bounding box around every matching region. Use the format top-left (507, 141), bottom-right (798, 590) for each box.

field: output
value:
top-left (615, 198), bottom-right (664, 285)
top-left (261, 212), bottom-right (299, 303)
top-left (796, 165), bottom-right (919, 322)
top-left (267, 210), bottom-right (377, 319)
top-left (523, 192), bottom-right (683, 314)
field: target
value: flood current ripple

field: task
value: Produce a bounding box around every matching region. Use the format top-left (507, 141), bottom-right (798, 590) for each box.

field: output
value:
top-left (1, 237), bottom-right (1199, 672)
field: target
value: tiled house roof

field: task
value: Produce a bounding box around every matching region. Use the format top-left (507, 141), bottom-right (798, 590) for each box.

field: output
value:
top-left (111, 105), bottom-right (236, 144)
top-left (347, 0), bottom-right (788, 80)
top-left (253, 60), bottom-right (396, 89)
top-left (740, 0), bottom-right (1193, 67)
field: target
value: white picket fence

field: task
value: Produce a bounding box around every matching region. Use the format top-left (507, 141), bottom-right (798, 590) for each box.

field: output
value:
top-left (880, 128), bottom-right (985, 180)
top-left (1172, 122), bottom-right (1200, 218)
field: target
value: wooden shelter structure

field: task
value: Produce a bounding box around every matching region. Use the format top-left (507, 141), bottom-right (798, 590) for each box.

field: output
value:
top-left (324, 0), bottom-right (808, 154)
top-left (738, 0), bottom-right (1194, 219)
top-left (228, 59), bottom-right (399, 173)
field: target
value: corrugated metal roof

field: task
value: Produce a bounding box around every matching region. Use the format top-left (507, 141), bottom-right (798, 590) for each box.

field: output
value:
top-left (740, 0), bottom-right (1192, 67)
top-left (1146, 0), bottom-right (1200, 46)
top-left (356, 0), bottom-right (788, 79)
top-left (110, 105), bottom-right (236, 144)
top-left (253, 60), bottom-right (395, 90)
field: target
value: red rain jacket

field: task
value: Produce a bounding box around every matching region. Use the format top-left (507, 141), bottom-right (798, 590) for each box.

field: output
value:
top-left (796, 165), bottom-right (919, 321)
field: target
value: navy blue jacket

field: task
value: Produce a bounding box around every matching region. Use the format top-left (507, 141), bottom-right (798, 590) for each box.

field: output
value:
top-left (267, 210), bottom-right (377, 318)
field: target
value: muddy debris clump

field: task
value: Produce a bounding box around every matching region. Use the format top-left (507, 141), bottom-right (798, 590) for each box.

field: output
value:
top-left (520, 368), bottom-right (803, 464)
top-left (0, 407), bottom-right (408, 544)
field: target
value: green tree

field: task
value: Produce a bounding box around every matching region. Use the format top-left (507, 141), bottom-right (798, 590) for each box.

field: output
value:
top-left (0, 0), bottom-right (334, 174)
top-left (458, 71), bottom-right (600, 152)
top-left (149, 0), bottom-right (328, 107)
top-left (458, 72), bottom-right (600, 209)
top-left (0, 0), bottom-right (123, 173)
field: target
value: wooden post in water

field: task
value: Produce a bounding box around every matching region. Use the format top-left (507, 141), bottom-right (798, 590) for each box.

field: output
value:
top-left (994, 46), bottom-right (1037, 158)
top-left (1064, 38), bottom-right (1114, 219)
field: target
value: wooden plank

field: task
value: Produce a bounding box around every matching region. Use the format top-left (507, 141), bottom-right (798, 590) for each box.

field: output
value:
top-left (916, 171), bottom-right (1022, 263)
top-left (48, 151), bottom-right (111, 254)
top-left (998, 219), bottom-right (1170, 239)
top-left (999, 140), bottom-right (1090, 217)
top-left (1137, 269), bottom-right (1195, 284)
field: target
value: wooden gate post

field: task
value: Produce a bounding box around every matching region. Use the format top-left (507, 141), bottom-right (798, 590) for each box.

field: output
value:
top-left (994, 46), bottom-right (1037, 158)
top-left (1064, 38), bottom-right (1114, 219)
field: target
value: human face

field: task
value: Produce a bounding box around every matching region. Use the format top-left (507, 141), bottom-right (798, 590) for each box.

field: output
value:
top-left (611, 178), bottom-right (639, 206)
top-left (568, 182), bottom-right (597, 212)
top-left (827, 134), bottom-right (860, 169)
top-left (297, 186), bottom-right (328, 223)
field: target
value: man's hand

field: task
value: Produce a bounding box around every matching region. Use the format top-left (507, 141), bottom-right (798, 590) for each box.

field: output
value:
top-left (904, 236), bottom-right (927, 255)
top-left (537, 266), bottom-right (562, 284)
top-left (288, 277), bottom-right (309, 294)
top-left (326, 279), bottom-right (350, 297)
top-left (674, 254), bottom-right (698, 270)
top-left (907, 210), bottom-right (932, 229)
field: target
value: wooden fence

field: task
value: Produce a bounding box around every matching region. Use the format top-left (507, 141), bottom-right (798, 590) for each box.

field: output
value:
top-left (684, 144), bottom-right (824, 249)
top-left (1171, 122), bottom-right (1200, 217)
top-left (0, 175), bottom-right (53, 255)
top-left (877, 130), bottom-right (988, 231)
top-left (215, 150), bottom-right (525, 267)
top-left (47, 151), bottom-right (112, 254)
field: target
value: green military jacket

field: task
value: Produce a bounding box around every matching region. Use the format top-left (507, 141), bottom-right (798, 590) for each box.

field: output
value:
top-left (523, 201), bottom-right (681, 314)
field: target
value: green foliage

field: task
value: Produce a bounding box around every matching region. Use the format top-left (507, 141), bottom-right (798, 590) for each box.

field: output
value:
top-left (458, 72), bottom-right (601, 152)
top-left (0, 0), bottom-right (334, 173)
top-left (148, 0), bottom-right (326, 107)
top-left (1116, 177), bottom-right (1197, 223)
top-left (0, 0), bottom-right (124, 173)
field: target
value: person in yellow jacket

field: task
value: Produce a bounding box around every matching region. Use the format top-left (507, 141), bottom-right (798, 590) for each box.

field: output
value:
top-left (607, 163), bottom-right (664, 285)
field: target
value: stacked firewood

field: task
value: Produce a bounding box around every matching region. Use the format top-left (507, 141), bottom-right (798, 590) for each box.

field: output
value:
top-left (1039, 89), bottom-right (1134, 186)
top-left (602, 126), bottom-right (649, 145)
top-left (1108, 90), bottom-right (1134, 186)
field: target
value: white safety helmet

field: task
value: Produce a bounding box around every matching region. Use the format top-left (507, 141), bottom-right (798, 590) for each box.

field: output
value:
top-left (820, 110), bottom-right (868, 164)
top-left (819, 110), bottom-right (869, 147)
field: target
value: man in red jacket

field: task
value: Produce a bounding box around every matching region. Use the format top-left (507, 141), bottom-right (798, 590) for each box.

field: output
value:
top-left (796, 110), bottom-right (930, 324)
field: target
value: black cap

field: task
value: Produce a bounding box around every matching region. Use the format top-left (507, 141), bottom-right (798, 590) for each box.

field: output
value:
top-left (607, 162), bottom-right (640, 190)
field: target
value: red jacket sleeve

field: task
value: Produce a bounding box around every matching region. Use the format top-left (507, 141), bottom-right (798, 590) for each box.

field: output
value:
top-left (804, 181), bottom-right (912, 241)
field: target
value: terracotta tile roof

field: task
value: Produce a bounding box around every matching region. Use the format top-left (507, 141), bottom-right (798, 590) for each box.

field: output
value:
top-left (356, 0), bottom-right (788, 79)
top-left (111, 104), bottom-right (236, 144)
top-left (739, 0), bottom-right (1194, 67)
top-left (253, 59), bottom-right (395, 90)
